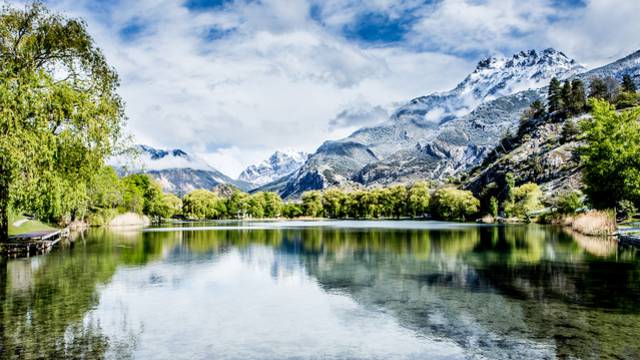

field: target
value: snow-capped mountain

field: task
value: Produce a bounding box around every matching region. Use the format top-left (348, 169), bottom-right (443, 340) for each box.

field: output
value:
top-left (110, 145), bottom-right (252, 195)
top-left (257, 48), bottom-right (640, 198)
top-left (238, 150), bottom-right (308, 186)
top-left (394, 48), bottom-right (584, 125)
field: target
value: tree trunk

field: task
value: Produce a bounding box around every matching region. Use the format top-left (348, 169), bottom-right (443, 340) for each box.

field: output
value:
top-left (0, 183), bottom-right (9, 243)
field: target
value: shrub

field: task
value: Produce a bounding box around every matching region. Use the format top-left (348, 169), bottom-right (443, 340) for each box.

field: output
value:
top-left (430, 188), bottom-right (480, 221)
top-left (504, 183), bottom-right (543, 220)
top-left (555, 190), bottom-right (583, 215)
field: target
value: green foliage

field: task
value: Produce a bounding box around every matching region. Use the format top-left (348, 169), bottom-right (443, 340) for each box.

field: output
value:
top-left (622, 74), bottom-right (637, 93)
top-left (246, 193), bottom-right (266, 218)
top-left (579, 99), bottom-right (640, 209)
top-left (560, 119), bottom-right (580, 143)
top-left (155, 194), bottom-right (182, 219)
top-left (548, 77), bottom-right (562, 114)
top-left (182, 190), bottom-right (225, 220)
top-left (615, 91), bottom-right (639, 109)
top-left (301, 191), bottom-right (323, 217)
top-left (282, 202), bottom-right (303, 219)
top-left (120, 174), bottom-right (164, 218)
top-left (489, 197), bottom-right (499, 217)
top-left (588, 77), bottom-right (619, 103)
top-left (555, 191), bottom-right (583, 215)
top-left (407, 182), bottom-right (430, 218)
top-left (504, 183), bottom-right (543, 219)
top-left (430, 188), bottom-right (480, 221)
top-left (261, 192), bottom-right (283, 218)
top-left (617, 200), bottom-right (637, 221)
top-left (226, 191), bottom-right (250, 218)
top-left (0, 3), bottom-right (125, 239)
top-left (569, 79), bottom-right (587, 115)
top-left (322, 188), bottom-right (346, 218)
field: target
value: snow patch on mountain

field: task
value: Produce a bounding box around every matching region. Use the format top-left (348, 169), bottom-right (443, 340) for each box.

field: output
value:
top-left (394, 48), bottom-right (585, 125)
top-left (238, 150), bottom-right (308, 186)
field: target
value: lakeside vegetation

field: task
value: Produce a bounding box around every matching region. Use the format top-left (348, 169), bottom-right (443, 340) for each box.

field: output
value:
top-left (1, 3), bottom-right (640, 241)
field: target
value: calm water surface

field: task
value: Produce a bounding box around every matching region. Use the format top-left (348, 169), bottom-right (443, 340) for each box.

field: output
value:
top-left (1, 221), bottom-right (639, 359)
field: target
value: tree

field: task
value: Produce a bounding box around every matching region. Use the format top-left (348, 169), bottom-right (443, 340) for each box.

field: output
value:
top-left (560, 80), bottom-right (572, 117)
top-left (578, 99), bottom-right (640, 209)
top-left (282, 203), bottom-right (303, 219)
top-left (182, 190), bottom-right (224, 220)
top-left (560, 119), bottom-right (580, 143)
top-left (120, 174), bottom-right (164, 218)
top-left (246, 193), bottom-right (265, 218)
top-left (569, 79), bottom-right (587, 115)
top-left (0, 3), bottom-right (125, 239)
top-left (261, 192), bottom-right (283, 218)
top-left (226, 191), bottom-right (250, 218)
top-left (555, 191), bottom-right (582, 215)
top-left (430, 188), bottom-right (479, 221)
top-left (407, 182), bottom-right (430, 218)
top-left (322, 188), bottom-right (346, 218)
top-left (622, 74), bottom-right (636, 93)
top-left (548, 77), bottom-right (563, 114)
top-left (87, 166), bottom-right (122, 211)
top-left (386, 185), bottom-right (407, 218)
top-left (156, 194), bottom-right (182, 219)
top-left (588, 77), bottom-right (609, 100)
top-left (489, 197), bottom-right (499, 217)
top-left (504, 183), bottom-right (543, 220)
top-left (302, 191), bottom-right (323, 217)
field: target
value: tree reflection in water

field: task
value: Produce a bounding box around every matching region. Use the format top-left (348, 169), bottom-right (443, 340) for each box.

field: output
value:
top-left (0, 223), bottom-right (638, 359)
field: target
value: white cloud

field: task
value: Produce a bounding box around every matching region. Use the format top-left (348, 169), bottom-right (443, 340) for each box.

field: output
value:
top-left (42, 0), bottom-right (639, 178)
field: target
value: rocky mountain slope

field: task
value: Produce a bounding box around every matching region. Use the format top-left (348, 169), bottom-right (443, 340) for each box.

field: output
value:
top-left (238, 150), bottom-right (308, 186)
top-left (263, 49), bottom-right (587, 198)
top-left (111, 145), bottom-right (253, 195)
top-left (464, 116), bottom-right (584, 201)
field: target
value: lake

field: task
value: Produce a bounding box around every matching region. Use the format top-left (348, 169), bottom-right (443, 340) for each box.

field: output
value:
top-left (1, 221), bottom-right (639, 359)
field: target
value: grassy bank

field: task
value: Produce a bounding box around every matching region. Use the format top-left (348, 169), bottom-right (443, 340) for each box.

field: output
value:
top-left (8, 213), bottom-right (56, 236)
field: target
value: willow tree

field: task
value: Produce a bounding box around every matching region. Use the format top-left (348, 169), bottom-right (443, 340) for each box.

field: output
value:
top-left (0, 3), bottom-right (125, 240)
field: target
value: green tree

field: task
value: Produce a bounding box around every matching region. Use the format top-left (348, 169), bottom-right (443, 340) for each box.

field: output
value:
top-left (322, 188), bottom-right (346, 218)
top-left (0, 3), bottom-right (125, 239)
top-left (555, 190), bottom-right (583, 215)
top-left (87, 166), bottom-right (122, 210)
top-left (622, 74), bottom-right (636, 93)
top-left (569, 79), bottom-right (587, 115)
top-left (407, 182), bottom-right (430, 218)
top-left (548, 77), bottom-right (563, 114)
top-left (155, 193), bottom-right (182, 219)
top-left (504, 183), bottom-right (543, 220)
top-left (579, 100), bottom-right (640, 208)
top-left (430, 188), bottom-right (479, 221)
top-left (560, 80), bottom-right (572, 117)
top-left (120, 174), bottom-right (164, 218)
top-left (246, 193), bottom-right (266, 218)
top-left (261, 192), bottom-right (283, 218)
top-left (226, 191), bottom-right (250, 218)
top-left (561, 119), bottom-right (580, 143)
top-left (588, 77), bottom-right (609, 100)
top-left (282, 202), bottom-right (303, 219)
top-left (182, 190), bottom-right (224, 220)
top-left (489, 196), bottom-right (499, 217)
top-left (301, 191), bottom-right (323, 217)
top-left (386, 185), bottom-right (407, 218)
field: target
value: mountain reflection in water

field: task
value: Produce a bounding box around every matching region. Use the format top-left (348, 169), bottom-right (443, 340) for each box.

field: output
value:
top-left (1, 221), bottom-right (638, 359)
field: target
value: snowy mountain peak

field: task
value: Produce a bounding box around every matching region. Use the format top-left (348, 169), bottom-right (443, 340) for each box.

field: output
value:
top-left (239, 150), bottom-right (308, 186)
top-left (394, 48), bottom-right (585, 124)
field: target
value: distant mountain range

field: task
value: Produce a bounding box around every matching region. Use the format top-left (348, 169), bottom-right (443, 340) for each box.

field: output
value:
top-left (115, 48), bottom-right (640, 198)
top-left (110, 145), bottom-right (253, 196)
top-left (238, 150), bottom-right (308, 186)
top-left (256, 48), bottom-right (640, 198)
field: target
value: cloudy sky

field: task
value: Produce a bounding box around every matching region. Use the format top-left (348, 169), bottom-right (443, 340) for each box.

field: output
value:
top-left (39, 0), bottom-right (640, 177)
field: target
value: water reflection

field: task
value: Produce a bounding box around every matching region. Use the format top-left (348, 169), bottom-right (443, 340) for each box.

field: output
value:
top-left (0, 222), bottom-right (638, 359)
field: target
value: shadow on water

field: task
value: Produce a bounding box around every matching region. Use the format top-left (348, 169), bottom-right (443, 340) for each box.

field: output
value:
top-left (0, 222), bottom-right (638, 359)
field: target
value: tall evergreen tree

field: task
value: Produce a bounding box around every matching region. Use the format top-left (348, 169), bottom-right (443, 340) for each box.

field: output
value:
top-left (588, 77), bottom-right (608, 100)
top-left (547, 77), bottom-right (562, 114)
top-left (569, 79), bottom-right (587, 115)
top-left (559, 80), bottom-right (572, 118)
top-left (622, 74), bottom-right (637, 93)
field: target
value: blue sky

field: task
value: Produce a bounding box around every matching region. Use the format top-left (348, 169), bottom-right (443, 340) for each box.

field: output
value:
top-left (39, 0), bottom-right (640, 176)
